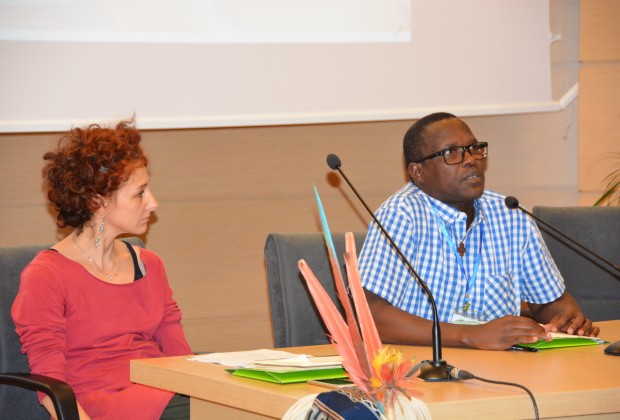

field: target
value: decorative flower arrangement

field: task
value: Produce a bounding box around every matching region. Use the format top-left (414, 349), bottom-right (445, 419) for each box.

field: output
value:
top-left (370, 346), bottom-right (422, 412)
top-left (293, 188), bottom-right (428, 419)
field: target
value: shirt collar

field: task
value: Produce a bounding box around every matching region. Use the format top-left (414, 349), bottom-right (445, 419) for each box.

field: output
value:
top-left (421, 191), bottom-right (485, 228)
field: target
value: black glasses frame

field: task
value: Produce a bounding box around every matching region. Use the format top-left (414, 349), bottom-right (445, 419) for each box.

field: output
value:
top-left (414, 142), bottom-right (489, 165)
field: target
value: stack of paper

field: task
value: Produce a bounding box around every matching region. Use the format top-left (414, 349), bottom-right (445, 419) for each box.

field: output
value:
top-left (517, 331), bottom-right (606, 350)
top-left (189, 350), bottom-right (348, 384)
top-left (254, 355), bottom-right (343, 369)
top-left (188, 349), bottom-right (300, 367)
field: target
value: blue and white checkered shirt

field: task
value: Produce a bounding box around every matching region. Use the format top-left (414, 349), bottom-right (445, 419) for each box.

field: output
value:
top-left (359, 182), bottom-right (565, 322)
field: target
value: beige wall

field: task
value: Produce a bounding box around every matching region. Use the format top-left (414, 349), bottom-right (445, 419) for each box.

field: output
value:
top-left (579, 0), bottom-right (620, 204)
top-left (1, 1), bottom-right (617, 352)
top-left (0, 110), bottom-right (582, 352)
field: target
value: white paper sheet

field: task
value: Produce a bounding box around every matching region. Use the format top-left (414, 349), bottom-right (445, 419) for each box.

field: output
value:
top-left (188, 349), bottom-right (306, 367)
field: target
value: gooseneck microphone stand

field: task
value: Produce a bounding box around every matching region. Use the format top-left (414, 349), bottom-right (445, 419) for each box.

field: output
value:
top-left (326, 153), bottom-right (457, 381)
top-left (504, 196), bottom-right (620, 275)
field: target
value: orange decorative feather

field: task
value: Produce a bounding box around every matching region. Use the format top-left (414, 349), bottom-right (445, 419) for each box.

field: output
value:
top-left (343, 232), bottom-right (382, 363)
top-left (324, 237), bottom-right (372, 379)
top-left (302, 187), bottom-right (422, 413)
top-left (299, 235), bottom-right (424, 411)
top-left (298, 259), bottom-right (371, 395)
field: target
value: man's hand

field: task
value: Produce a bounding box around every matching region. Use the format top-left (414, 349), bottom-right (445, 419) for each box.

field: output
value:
top-left (529, 292), bottom-right (600, 337)
top-left (465, 315), bottom-right (551, 350)
top-left (544, 311), bottom-right (600, 337)
top-left (365, 289), bottom-right (555, 350)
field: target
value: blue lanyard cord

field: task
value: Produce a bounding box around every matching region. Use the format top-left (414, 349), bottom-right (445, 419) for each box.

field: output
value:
top-left (428, 204), bottom-right (483, 310)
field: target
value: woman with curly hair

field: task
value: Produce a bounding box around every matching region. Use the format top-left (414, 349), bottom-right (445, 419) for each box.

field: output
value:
top-left (12, 120), bottom-right (192, 419)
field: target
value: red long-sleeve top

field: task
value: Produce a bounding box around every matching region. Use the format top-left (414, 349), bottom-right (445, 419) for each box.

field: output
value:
top-left (12, 248), bottom-right (193, 419)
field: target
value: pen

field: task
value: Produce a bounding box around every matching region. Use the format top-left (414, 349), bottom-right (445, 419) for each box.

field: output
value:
top-left (509, 345), bottom-right (538, 352)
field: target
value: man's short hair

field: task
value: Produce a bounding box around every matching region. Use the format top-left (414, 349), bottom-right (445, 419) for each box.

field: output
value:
top-left (403, 112), bottom-right (457, 167)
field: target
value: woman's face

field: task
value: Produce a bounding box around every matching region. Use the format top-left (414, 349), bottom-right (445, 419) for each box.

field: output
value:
top-left (104, 166), bottom-right (158, 236)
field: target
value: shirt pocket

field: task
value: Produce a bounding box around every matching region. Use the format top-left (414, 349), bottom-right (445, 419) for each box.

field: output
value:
top-left (480, 273), bottom-right (520, 319)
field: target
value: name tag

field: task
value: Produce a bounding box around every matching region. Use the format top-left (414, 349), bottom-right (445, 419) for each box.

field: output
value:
top-left (450, 312), bottom-right (483, 325)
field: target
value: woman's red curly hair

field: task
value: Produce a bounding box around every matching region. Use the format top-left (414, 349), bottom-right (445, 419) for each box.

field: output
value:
top-left (43, 119), bottom-right (148, 232)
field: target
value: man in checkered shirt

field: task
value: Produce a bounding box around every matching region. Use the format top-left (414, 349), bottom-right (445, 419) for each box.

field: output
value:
top-left (359, 112), bottom-right (599, 350)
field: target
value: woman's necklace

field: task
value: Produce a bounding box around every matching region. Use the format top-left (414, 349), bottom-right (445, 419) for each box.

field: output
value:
top-left (72, 235), bottom-right (118, 281)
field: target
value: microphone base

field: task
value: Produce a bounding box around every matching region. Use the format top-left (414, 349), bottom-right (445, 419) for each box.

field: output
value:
top-left (417, 360), bottom-right (459, 382)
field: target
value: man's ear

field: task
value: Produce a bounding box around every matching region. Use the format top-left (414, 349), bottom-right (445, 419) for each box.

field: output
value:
top-left (408, 162), bottom-right (423, 184)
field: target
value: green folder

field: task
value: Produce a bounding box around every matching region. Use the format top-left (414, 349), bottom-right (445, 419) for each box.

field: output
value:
top-left (517, 333), bottom-right (606, 350)
top-left (226, 367), bottom-right (348, 384)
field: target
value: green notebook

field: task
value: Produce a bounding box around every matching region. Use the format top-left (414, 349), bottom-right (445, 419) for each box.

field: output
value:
top-left (516, 332), bottom-right (606, 350)
top-left (226, 367), bottom-right (348, 384)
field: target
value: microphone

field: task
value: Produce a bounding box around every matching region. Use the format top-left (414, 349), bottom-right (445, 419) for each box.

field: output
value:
top-left (326, 153), bottom-right (458, 382)
top-left (507, 196), bottom-right (620, 358)
top-left (504, 196), bottom-right (620, 274)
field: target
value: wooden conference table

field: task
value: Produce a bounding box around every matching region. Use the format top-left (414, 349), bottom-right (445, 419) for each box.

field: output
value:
top-left (131, 320), bottom-right (620, 419)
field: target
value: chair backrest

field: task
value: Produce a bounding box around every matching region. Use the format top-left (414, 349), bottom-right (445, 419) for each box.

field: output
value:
top-left (532, 206), bottom-right (620, 321)
top-left (264, 232), bottom-right (367, 348)
top-left (0, 237), bottom-right (145, 419)
top-left (0, 244), bottom-right (50, 419)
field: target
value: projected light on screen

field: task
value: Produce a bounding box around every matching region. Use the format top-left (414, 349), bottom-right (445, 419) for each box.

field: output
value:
top-left (0, 0), bottom-right (570, 133)
top-left (0, 0), bottom-right (411, 43)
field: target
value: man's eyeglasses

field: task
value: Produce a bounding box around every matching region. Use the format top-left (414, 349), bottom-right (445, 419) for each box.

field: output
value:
top-left (415, 142), bottom-right (489, 165)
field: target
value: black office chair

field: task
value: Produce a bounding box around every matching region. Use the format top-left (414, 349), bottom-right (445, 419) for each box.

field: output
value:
top-left (264, 232), bottom-right (367, 348)
top-left (0, 237), bottom-right (144, 420)
top-left (532, 206), bottom-right (620, 321)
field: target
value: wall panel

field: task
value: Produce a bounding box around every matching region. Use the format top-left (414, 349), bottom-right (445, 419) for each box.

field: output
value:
top-left (578, 0), bottom-right (620, 204)
top-left (0, 111), bottom-right (580, 351)
top-left (580, 0), bottom-right (620, 62)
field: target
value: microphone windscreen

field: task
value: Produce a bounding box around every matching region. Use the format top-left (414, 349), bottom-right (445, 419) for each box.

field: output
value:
top-left (504, 196), bottom-right (520, 209)
top-left (326, 154), bottom-right (342, 170)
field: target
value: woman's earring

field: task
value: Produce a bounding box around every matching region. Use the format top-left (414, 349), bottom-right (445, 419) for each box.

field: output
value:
top-left (95, 220), bottom-right (105, 247)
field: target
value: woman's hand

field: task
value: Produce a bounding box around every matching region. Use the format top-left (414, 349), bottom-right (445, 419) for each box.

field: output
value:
top-left (42, 395), bottom-right (92, 420)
